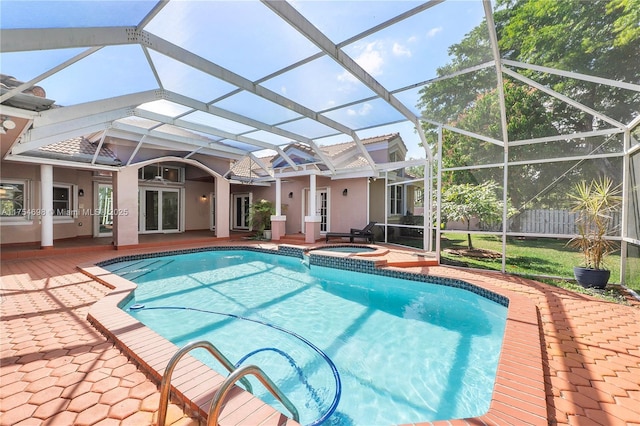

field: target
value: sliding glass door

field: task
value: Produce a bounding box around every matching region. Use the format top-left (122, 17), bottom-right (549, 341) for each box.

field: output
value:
top-left (139, 188), bottom-right (180, 233)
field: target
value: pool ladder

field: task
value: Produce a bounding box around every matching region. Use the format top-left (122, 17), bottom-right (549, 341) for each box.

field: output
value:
top-left (158, 340), bottom-right (300, 426)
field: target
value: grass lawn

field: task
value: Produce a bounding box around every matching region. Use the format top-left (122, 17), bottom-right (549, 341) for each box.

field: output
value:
top-left (438, 232), bottom-right (638, 301)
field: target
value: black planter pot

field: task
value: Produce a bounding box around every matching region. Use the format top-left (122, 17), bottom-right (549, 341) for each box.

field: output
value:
top-left (573, 266), bottom-right (611, 289)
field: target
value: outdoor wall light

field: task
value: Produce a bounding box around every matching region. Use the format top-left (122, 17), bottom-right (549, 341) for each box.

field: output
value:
top-left (0, 117), bottom-right (16, 134)
top-left (201, 194), bottom-right (207, 201)
top-left (288, 192), bottom-right (293, 198)
top-left (342, 188), bottom-right (348, 196)
top-left (78, 189), bottom-right (84, 197)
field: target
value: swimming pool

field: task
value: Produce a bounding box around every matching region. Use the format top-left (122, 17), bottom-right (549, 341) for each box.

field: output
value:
top-left (103, 249), bottom-right (507, 425)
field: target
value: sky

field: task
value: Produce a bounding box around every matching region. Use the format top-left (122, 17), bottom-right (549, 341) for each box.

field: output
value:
top-left (0, 1), bottom-right (488, 160)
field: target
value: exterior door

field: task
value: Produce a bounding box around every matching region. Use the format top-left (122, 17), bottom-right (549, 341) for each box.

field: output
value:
top-left (95, 183), bottom-right (113, 237)
top-left (303, 189), bottom-right (329, 233)
top-left (316, 190), bottom-right (328, 233)
top-left (233, 193), bottom-right (251, 230)
top-left (139, 188), bottom-right (180, 233)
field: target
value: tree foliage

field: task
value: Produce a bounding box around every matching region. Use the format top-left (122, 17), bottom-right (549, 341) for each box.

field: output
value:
top-left (440, 181), bottom-right (516, 249)
top-left (419, 0), bottom-right (635, 210)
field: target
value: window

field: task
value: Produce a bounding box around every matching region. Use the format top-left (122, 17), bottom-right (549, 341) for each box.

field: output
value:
top-left (51, 184), bottom-right (78, 221)
top-left (415, 188), bottom-right (424, 206)
top-left (0, 180), bottom-right (27, 219)
top-left (139, 164), bottom-right (183, 183)
top-left (390, 185), bottom-right (403, 215)
top-left (53, 185), bottom-right (71, 216)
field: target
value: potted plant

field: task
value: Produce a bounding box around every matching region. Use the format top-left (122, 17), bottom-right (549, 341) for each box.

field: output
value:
top-left (567, 176), bottom-right (622, 288)
top-left (249, 199), bottom-right (275, 240)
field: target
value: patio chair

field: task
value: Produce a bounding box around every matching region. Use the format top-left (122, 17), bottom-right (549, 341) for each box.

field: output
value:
top-left (325, 222), bottom-right (376, 243)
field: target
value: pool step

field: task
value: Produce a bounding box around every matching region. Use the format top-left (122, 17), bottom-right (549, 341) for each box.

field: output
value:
top-left (304, 245), bottom-right (439, 268)
top-left (381, 251), bottom-right (439, 268)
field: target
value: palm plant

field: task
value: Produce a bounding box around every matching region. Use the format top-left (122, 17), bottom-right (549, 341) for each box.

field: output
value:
top-left (249, 199), bottom-right (275, 238)
top-left (568, 176), bottom-right (622, 271)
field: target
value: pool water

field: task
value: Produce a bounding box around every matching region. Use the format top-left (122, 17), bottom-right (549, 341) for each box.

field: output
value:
top-left (107, 250), bottom-right (507, 425)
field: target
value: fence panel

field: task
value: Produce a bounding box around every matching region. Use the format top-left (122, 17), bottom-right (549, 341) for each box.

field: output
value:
top-left (507, 209), bottom-right (621, 235)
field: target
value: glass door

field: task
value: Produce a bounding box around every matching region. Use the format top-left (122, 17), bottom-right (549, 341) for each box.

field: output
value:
top-left (140, 188), bottom-right (180, 233)
top-left (96, 184), bottom-right (113, 237)
top-left (162, 191), bottom-right (179, 231)
top-left (304, 189), bottom-right (329, 233)
top-left (233, 193), bottom-right (250, 230)
top-left (316, 190), bottom-right (328, 233)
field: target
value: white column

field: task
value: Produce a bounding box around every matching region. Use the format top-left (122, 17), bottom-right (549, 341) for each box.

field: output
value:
top-left (40, 164), bottom-right (53, 248)
top-left (113, 167), bottom-right (139, 247)
top-left (275, 178), bottom-right (282, 216)
top-left (309, 174), bottom-right (317, 215)
top-left (304, 174), bottom-right (321, 243)
top-left (215, 176), bottom-right (230, 238)
top-left (271, 177), bottom-right (287, 240)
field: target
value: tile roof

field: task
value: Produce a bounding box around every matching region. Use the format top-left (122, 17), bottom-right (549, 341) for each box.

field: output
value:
top-left (228, 133), bottom-right (402, 179)
top-left (320, 133), bottom-right (401, 157)
top-left (1, 74), bottom-right (47, 98)
top-left (32, 137), bottom-right (121, 165)
top-left (0, 74), bottom-right (55, 111)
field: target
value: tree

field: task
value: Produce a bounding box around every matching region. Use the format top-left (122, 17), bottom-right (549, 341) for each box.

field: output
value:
top-left (440, 181), bottom-right (516, 249)
top-left (495, 0), bottom-right (640, 131)
top-left (419, 0), bottom-right (637, 204)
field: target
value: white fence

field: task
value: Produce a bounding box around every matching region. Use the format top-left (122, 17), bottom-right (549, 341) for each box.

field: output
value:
top-left (507, 209), bottom-right (622, 235)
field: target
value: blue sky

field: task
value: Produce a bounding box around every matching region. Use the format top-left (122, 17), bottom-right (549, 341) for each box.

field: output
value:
top-left (1, 1), bottom-right (488, 159)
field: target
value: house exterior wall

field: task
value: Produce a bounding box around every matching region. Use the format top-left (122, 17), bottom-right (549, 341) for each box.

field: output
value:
top-left (246, 180), bottom-right (306, 235)
top-left (369, 179), bottom-right (386, 225)
top-left (366, 144), bottom-right (389, 163)
top-left (247, 176), bottom-right (370, 236)
top-left (53, 167), bottom-right (94, 240)
top-left (1, 162), bottom-right (41, 244)
top-left (0, 162), bottom-right (96, 244)
top-left (184, 180), bottom-right (214, 231)
top-left (281, 180), bottom-right (306, 234)
top-left (328, 177), bottom-right (368, 233)
top-left (1, 159), bottom-right (221, 244)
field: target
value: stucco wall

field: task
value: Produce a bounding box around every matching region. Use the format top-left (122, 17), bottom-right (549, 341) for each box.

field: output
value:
top-left (327, 178), bottom-right (368, 233)
top-left (184, 180), bottom-right (215, 231)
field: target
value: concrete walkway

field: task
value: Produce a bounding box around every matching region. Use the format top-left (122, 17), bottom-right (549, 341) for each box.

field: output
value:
top-left (1, 240), bottom-right (639, 425)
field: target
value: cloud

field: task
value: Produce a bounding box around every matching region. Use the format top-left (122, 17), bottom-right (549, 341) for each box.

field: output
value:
top-left (392, 42), bottom-right (412, 58)
top-left (281, 85), bottom-right (287, 95)
top-left (339, 41), bottom-right (385, 83)
top-left (408, 35), bottom-right (418, 43)
top-left (337, 70), bottom-right (357, 84)
top-left (427, 26), bottom-right (443, 38)
top-left (356, 42), bottom-right (384, 76)
top-left (347, 103), bottom-right (373, 116)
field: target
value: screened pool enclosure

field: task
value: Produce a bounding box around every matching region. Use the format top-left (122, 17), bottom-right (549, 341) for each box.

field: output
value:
top-left (1, 0), bottom-right (638, 285)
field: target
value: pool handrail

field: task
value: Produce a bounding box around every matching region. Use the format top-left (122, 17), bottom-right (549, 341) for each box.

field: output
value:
top-left (158, 340), bottom-right (254, 426)
top-left (208, 364), bottom-right (300, 425)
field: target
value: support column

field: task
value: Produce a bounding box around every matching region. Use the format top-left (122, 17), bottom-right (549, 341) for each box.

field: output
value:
top-left (304, 174), bottom-right (321, 243)
top-left (113, 166), bottom-right (139, 247)
top-left (40, 165), bottom-right (53, 249)
top-left (271, 178), bottom-right (286, 241)
top-left (215, 177), bottom-right (230, 238)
